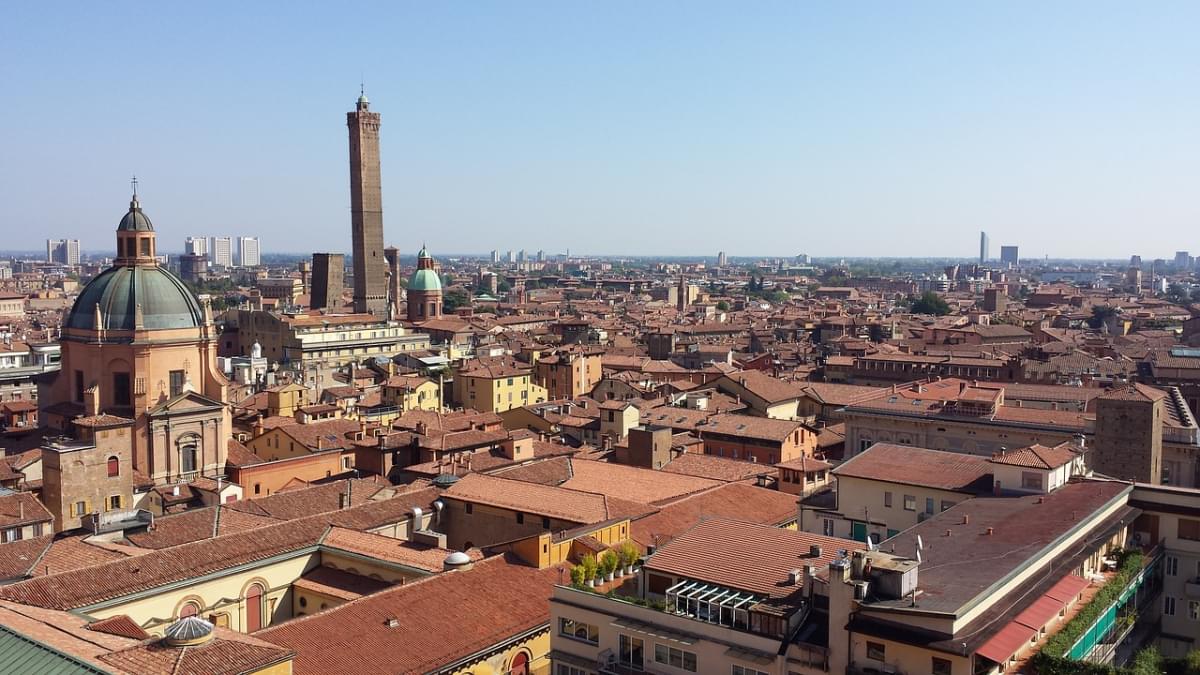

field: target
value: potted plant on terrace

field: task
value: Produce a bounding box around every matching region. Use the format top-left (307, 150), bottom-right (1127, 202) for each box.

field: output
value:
top-left (618, 541), bottom-right (640, 576)
top-left (581, 554), bottom-right (599, 588)
top-left (570, 565), bottom-right (586, 589)
top-left (600, 550), bottom-right (619, 582)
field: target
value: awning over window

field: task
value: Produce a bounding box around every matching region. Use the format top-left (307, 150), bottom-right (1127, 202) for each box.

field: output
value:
top-left (977, 575), bottom-right (1090, 664)
top-left (1045, 575), bottom-right (1089, 604)
top-left (976, 622), bottom-right (1037, 664)
top-left (1014, 595), bottom-right (1063, 631)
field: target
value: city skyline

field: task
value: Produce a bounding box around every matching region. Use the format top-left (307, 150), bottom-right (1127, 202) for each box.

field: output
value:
top-left (3, 3), bottom-right (1199, 258)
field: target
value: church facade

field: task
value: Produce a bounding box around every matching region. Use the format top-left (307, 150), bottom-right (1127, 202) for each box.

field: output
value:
top-left (42, 188), bottom-right (230, 487)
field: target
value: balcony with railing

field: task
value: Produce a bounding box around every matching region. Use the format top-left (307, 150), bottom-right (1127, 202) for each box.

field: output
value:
top-left (554, 583), bottom-right (830, 674)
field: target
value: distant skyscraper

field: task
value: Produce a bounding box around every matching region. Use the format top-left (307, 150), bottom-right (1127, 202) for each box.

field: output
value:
top-left (1175, 251), bottom-right (1191, 270)
top-left (209, 237), bottom-right (233, 267)
top-left (46, 239), bottom-right (80, 265)
top-left (311, 253), bottom-right (345, 310)
top-left (537, 249), bottom-right (545, 262)
top-left (518, 249), bottom-right (527, 263)
top-left (347, 91), bottom-right (387, 315)
top-left (1000, 246), bottom-right (1019, 267)
top-left (184, 236), bottom-right (208, 257)
top-left (490, 250), bottom-right (500, 264)
top-left (1130, 255), bottom-right (1143, 268)
top-left (237, 236), bottom-right (261, 267)
top-left (979, 231), bottom-right (989, 263)
top-left (717, 251), bottom-right (727, 267)
top-left (506, 250), bottom-right (516, 264)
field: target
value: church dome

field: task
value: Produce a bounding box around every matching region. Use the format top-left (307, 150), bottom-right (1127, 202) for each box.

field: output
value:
top-left (67, 266), bottom-right (204, 331)
top-left (408, 268), bottom-right (442, 292)
top-left (117, 197), bottom-right (155, 232)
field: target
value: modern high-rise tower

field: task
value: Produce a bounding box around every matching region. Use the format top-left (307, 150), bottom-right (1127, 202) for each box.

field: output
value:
top-left (347, 92), bottom-right (387, 315)
top-left (979, 231), bottom-right (989, 264)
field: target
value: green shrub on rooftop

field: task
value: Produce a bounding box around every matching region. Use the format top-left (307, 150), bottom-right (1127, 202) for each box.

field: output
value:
top-left (1039, 550), bottom-right (1144, 659)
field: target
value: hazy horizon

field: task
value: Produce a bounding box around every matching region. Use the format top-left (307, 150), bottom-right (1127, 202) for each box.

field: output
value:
top-left (3, 3), bottom-right (1198, 259)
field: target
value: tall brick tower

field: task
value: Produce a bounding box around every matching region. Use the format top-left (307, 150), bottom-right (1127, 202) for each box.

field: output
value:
top-left (1092, 383), bottom-right (1164, 484)
top-left (348, 91), bottom-right (387, 315)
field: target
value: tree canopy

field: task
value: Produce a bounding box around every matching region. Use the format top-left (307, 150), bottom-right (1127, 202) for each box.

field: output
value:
top-left (910, 291), bottom-right (950, 315)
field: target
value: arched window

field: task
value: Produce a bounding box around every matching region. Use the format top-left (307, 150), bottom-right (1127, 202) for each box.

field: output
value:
top-left (510, 651), bottom-right (530, 675)
top-left (106, 456), bottom-right (120, 478)
top-left (245, 583), bottom-right (264, 632)
top-left (180, 444), bottom-right (197, 475)
top-left (179, 602), bottom-right (200, 618)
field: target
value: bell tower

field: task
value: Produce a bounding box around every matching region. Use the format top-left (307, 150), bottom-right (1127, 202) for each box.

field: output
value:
top-left (347, 91), bottom-right (388, 315)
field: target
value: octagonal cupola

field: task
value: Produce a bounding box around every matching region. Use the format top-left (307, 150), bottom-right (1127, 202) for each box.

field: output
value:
top-left (115, 176), bottom-right (157, 266)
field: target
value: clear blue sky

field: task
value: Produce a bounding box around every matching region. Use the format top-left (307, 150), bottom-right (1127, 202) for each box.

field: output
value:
top-left (2, 2), bottom-right (1197, 259)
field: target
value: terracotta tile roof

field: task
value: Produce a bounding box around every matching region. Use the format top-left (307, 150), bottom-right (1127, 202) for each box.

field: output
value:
top-left (0, 600), bottom-right (139, 667)
top-left (0, 487), bottom-right (444, 611)
top-left (321, 527), bottom-right (481, 573)
top-left (488, 455), bottom-right (575, 486)
top-left (71, 413), bottom-right (135, 428)
top-left (125, 506), bottom-right (281, 550)
top-left (393, 409), bottom-right (503, 433)
top-left (442, 473), bottom-right (653, 524)
top-left (291, 565), bottom-right (393, 601)
top-left (799, 382), bottom-right (886, 406)
top-left (660, 453), bottom-right (776, 482)
top-left (645, 518), bottom-right (856, 598)
top-left (35, 536), bottom-right (129, 577)
top-left (0, 519), bottom-right (331, 611)
top-left (989, 442), bottom-right (1081, 470)
top-left (98, 628), bottom-right (295, 674)
top-left (630, 484), bottom-right (800, 549)
top-left (719, 370), bottom-right (806, 403)
top-left (834, 443), bottom-right (993, 493)
top-left (87, 615), bottom-right (150, 641)
top-left (775, 456), bottom-right (835, 472)
top-left (275, 418), bottom-right (363, 451)
top-left (256, 554), bottom-right (566, 675)
top-left (0, 536), bottom-right (53, 581)
top-left (226, 479), bottom-right (385, 521)
top-left (670, 410), bottom-right (809, 443)
top-left (1100, 382), bottom-right (1167, 402)
top-left (559, 458), bottom-right (722, 505)
top-left (0, 492), bottom-right (52, 528)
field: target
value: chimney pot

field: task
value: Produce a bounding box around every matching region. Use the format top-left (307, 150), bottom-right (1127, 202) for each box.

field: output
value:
top-left (945, 529), bottom-right (952, 537)
top-left (986, 527), bottom-right (994, 536)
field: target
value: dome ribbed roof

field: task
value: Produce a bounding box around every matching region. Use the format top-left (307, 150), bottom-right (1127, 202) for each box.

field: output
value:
top-left (117, 198), bottom-right (154, 232)
top-left (164, 616), bottom-right (214, 646)
top-left (408, 268), bottom-right (442, 292)
top-left (67, 266), bottom-right (204, 331)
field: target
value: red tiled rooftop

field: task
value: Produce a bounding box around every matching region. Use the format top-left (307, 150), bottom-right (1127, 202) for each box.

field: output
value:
top-left (990, 442), bottom-right (1080, 470)
top-left (834, 443), bottom-right (994, 493)
top-left (256, 554), bottom-right (566, 675)
top-left (630, 483), bottom-right (799, 549)
top-left (645, 517), bottom-right (856, 598)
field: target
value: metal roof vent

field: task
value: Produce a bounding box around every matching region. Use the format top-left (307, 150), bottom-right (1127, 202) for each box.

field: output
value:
top-left (163, 616), bottom-right (214, 646)
top-left (444, 550), bottom-right (473, 572)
